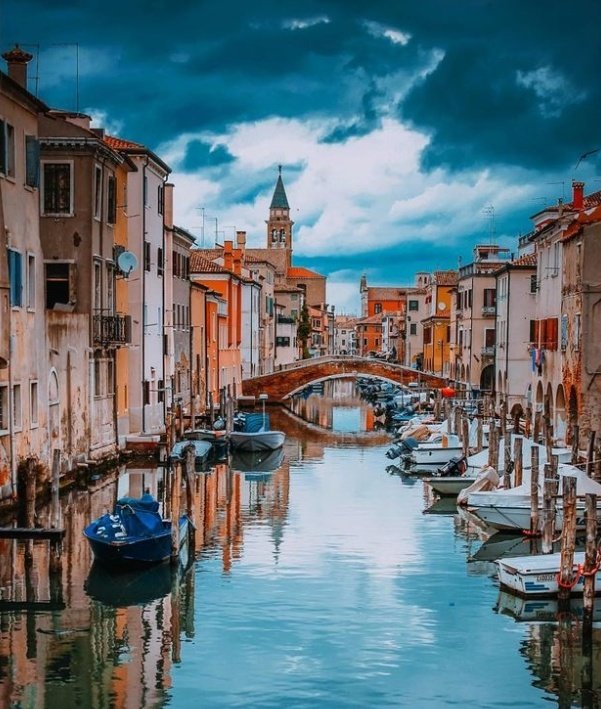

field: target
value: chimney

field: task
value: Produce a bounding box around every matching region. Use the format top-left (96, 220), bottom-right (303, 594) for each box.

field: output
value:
top-left (233, 248), bottom-right (242, 276)
top-left (2, 44), bottom-right (33, 90)
top-left (572, 181), bottom-right (585, 210)
top-left (223, 240), bottom-right (234, 272)
top-left (236, 230), bottom-right (246, 261)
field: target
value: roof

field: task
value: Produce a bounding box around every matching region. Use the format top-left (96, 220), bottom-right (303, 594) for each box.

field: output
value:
top-left (512, 252), bottom-right (537, 266)
top-left (287, 266), bottom-right (323, 279)
top-left (366, 287), bottom-right (407, 301)
top-left (356, 314), bottom-right (384, 326)
top-left (270, 172), bottom-right (290, 210)
top-left (104, 134), bottom-right (171, 174)
top-left (190, 252), bottom-right (228, 274)
top-left (433, 270), bottom-right (458, 286)
top-left (561, 205), bottom-right (601, 243)
top-left (274, 284), bottom-right (303, 293)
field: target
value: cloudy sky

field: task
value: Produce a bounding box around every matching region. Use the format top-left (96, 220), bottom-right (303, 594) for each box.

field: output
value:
top-left (3, 1), bottom-right (600, 313)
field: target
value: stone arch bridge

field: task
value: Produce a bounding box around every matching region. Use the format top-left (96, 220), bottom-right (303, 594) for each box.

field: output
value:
top-left (241, 356), bottom-right (447, 403)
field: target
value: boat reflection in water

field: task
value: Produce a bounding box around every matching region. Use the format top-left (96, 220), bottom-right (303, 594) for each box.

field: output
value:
top-left (230, 447), bottom-right (285, 479)
top-left (85, 561), bottom-right (177, 607)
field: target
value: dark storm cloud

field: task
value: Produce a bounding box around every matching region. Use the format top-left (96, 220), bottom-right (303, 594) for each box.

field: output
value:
top-left (3, 0), bottom-right (599, 173)
top-left (181, 141), bottom-right (234, 172)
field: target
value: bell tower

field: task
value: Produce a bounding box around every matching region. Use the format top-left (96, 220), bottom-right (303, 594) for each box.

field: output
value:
top-left (266, 166), bottom-right (294, 267)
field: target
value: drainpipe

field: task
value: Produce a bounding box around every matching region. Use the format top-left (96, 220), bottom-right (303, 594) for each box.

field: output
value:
top-left (504, 268), bottom-right (509, 398)
top-left (141, 156), bottom-right (149, 433)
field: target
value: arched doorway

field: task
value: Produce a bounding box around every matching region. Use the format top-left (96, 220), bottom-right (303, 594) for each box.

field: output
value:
top-left (480, 364), bottom-right (494, 393)
top-left (48, 368), bottom-right (60, 444)
top-left (535, 381), bottom-right (544, 413)
top-left (555, 384), bottom-right (567, 444)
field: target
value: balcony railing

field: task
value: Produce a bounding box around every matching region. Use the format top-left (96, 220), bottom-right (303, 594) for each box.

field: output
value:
top-left (481, 306), bottom-right (496, 317)
top-left (481, 345), bottom-right (495, 357)
top-left (277, 315), bottom-right (296, 324)
top-left (93, 313), bottom-right (131, 346)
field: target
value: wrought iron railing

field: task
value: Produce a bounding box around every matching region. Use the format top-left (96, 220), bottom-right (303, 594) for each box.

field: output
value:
top-left (93, 313), bottom-right (130, 345)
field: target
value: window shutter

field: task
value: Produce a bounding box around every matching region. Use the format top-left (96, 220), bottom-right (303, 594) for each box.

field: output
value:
top-left (25, 136), bottom-right (40, 188)
top-left (0, 120), bottom-right (5, 174)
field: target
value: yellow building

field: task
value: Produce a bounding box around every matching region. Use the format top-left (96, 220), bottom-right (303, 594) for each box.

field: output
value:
top-left (421, 270), bottom-right (457, 377)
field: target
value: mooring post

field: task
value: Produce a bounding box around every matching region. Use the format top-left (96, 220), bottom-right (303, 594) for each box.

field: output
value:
top-left (500, 400), bottom-right (507, 442)
top-left (170, 461), bottom-right (182, 563)
top-left (488, 421), bottom-right (498, 469)
top-left (209, 393), bottom-right (215, 426)
top-left (24, 458), bottom-right (36, 563)
top-left (530, 445), bottom-right (540, 537)
top-left (542, 462), bottom-right (558, 554)
top-left (571, 424), bottom-right (580, 465)
top-left (582, 493), bottom-right (597, 634)
top-left (513, 436), bottom-right (523, 488)
top-left (177, 402), bottom-right (184, 439)
top-left (476, 416), bottom-right (483, 453)
top-left (558, 475), bottom-right (577, 606)
top-left (503, 427), bottom-right (512, 490)
top-left (184, 445), bottom-right (196, 552)
top-left (586, 430), bottom-right (596, 478)
top-left (453, 406), bottom-right (461, 437)
top-left (49, 449), bottom-right (62, 574)
top-left (525, 405), bottom-right (532, 439)
top-left (461, 417), bottom-right (470, 458)
top-left (533, 411), bottom-right (541, 444)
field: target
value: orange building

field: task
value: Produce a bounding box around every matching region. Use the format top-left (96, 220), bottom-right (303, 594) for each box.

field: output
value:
top-left (190, 250), bottom-right (243, 400)
top-left (421, 270), bottom-right (457, 376)
top-left (360, 276), bottom-right (409, 318)
top-left (355, 314), bottom-right (383, 356)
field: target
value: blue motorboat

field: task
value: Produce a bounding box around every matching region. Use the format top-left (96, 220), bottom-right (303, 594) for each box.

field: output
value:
top-left (83, 494), bottom-right (189, 567)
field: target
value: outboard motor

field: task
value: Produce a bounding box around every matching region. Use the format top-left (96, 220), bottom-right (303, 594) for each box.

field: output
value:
top-left (435, 455), bottom-right (468, 477)
top-left (385, 436), bottom-right (419, 460)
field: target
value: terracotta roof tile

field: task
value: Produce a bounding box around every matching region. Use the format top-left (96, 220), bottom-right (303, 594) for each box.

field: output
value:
top-left (561, 205), bottom-right (601, 242)
top-left (366, 287), bottom-right (407, 300)
top-left (190, 252), bottom-right (227, 274)
top-left (512, 253), bottom-right (537, 266)
top-left (104, 135), bottom-right (146, 150)
top-left (274, 284), bottom-right (303, 292)
top-left (287, 267), bottom-right (323, 279)
top-left (433, 270), bottom-right (458, 286)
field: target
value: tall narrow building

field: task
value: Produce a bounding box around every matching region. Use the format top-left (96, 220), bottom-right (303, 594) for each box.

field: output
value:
top-left (267, 166), bottom-right (294, 264)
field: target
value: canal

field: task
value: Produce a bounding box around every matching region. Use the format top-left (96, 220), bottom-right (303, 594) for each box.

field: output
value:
top-left (0, 379), bottom-right (597, 707)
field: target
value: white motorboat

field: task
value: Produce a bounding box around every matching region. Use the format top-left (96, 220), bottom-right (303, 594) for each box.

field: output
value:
top-left (496, 551), bottom-right (589, 597)
top-left (425, 476), bottom-right (476, 497)
top-left (229, 411), bottom-right (286, 452)
top-left (467, 463), bottom-right (601, 533)
top-left (495, 590), bottom-right (601, 621)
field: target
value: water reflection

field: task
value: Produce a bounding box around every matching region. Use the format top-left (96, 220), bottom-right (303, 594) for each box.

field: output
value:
top-left (2, 379), bottom-right (601, 707)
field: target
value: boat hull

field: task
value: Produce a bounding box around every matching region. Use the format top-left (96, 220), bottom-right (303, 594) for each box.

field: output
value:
top-left (408, 445), bottom-right (464, 467)
top-left (84, 516), bottom-right (189, 567)
top-left (229, 430), bottom-right (285, 452)
top-left (424, 476), bottom-right (476, 496)
top-left (497, 552), bottom-right (589, 597)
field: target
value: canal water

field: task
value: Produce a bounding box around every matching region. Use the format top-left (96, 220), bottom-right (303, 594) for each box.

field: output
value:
top-left (0, 379), bottom-right (597, 707)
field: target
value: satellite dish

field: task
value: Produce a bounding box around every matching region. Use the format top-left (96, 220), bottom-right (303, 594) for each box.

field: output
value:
top-left (117, 250), bottom-right (138, 277)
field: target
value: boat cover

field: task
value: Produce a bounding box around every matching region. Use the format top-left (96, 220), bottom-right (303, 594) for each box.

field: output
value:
top-left (457, 466), bottom-right (500, 505)
top-left (90, 495), bottom-right (165, 541)
top-left (237, 412), bottom-right (270, 433)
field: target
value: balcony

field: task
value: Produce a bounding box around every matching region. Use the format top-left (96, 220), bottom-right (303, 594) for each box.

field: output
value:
top-left (277, 315), bottom-right (296, 324)
top-left (481, 306), bottom-right (496, 317)
top-left (481, 345), bottom-right (495, 358)
top-left (93, 313), bottom-right (131, 346)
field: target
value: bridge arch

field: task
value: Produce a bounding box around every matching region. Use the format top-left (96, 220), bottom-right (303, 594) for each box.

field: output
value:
top-left (241, 356), bottom-right (447, 403)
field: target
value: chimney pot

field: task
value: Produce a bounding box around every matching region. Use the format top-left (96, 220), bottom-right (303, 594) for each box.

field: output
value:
top-left (2, 44), bottom-right (33, 89)
top-left (572, 181), bottom-right (585, 210)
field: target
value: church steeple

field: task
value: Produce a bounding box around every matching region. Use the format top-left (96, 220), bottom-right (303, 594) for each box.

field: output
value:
top-left (266, 166), bottom-right (294, 265)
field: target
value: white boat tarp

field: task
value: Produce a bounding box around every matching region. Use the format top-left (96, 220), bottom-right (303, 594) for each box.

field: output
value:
top-left (457, 466), bottom-right (500, 505)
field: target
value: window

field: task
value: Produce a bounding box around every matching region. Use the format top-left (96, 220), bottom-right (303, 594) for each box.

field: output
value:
top-left (107, 175), bottom-right (116, 224)
top-left (574, 314), bottom-right (581, 350)
top-left (42, 162), bottom-right (72, 214)
top-left (46, 263), bottom-right (74, 309)
top-left (408, 300), bottom-right (419, 311)
top-left (107, 359), bottom-right (114, 395)
top-left (484, 329), bottom-right (496, 347)
top-left (374, 303), bottom-right (382, 314)
top-left (25, 135), bottom-right (40, 188)
top-left (30, 381), bottom-right (38, 426)
top-left (94, 261), bottom-right (102, 311)
top-left (0, 121), bottom-right (15, 177)
top-left (483, 289), bottom-right (496, 308)
top-left (530, 274), bottom-right (538, 293)
top-left (12, 384), bottom-right (21, 430)
top-left (410, 323), bottom-right (417, 335)
top-left (157, 379), bottom-right (164, 404)
top-left (143, 380), bottom-right (150, 405)
top-left (423, 327), bottom-right (432, 345)
top-left (561, 314), bottom-right (568, 352)
top-left (27, 253), bottom-right (35, 309)
top-left (94, 166), bottom-right (102, 219)
top-left (106, 264), bottom-right (114, 314)
top-left (94, 359), bottom-right (102, 397)
top-left (144, 241), bottom-right (151, 271)
top-left (157, 247), bottom-right (164, 277)
top-left (0, 385), bottom-right (7, 432)
top-left (7, 249), bottom-right (23, 307)
top-left (157, 184), bottom-right (164, 215)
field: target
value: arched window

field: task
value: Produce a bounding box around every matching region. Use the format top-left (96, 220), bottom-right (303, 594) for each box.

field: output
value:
top-left (280, 228), bottom-right (286, 242)
top-left (271, 228), bottom-right (278, 242)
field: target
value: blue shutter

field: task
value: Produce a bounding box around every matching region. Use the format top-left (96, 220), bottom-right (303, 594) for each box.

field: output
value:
top-left (7, 250), bottom-right (23, 307)
top-left (25, 136), bottom-right (40, 188)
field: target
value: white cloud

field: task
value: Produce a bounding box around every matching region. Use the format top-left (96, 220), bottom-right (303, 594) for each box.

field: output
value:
top-left (86, 108), bottom-right (124, 136)
top-left (282, 16), bottom-right (330, 30)
top-left (363, 20), bottom-right (412, 46)
top-left (516, 65), bottom-right (586, 118)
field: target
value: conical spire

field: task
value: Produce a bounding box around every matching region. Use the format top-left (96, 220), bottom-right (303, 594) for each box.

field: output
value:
top-left (270, 165), bottom-right (290, 209)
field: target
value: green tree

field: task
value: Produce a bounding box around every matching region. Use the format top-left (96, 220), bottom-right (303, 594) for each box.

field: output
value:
top-left (297, 302), bottom-right (312, 359)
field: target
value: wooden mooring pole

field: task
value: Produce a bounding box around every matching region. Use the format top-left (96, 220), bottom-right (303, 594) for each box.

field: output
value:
top-left (542, 461), bottom-right (558, 554)
top-left (503, 427), bottom-right (512, 490)
top-left (530, 445), bottom-right (540, 536)
top-left (571, 424), bottom-right (580, 465)
top-left (49, 449), bottom-right (62, 574)
top-left (461, 417), bottom-right (470, 459)
top-left (476, 417), bottom-right (483, 453)
top-left (557, 475), bottom-right (577, 606)
top-left (582, 493), bottom-right (598, 632)
top-left (170, 461), bottom-right (182, 563)
top-left (513, 436), bottom-right (523, 488)
top-left (586, 430), bottom-right (596, 478)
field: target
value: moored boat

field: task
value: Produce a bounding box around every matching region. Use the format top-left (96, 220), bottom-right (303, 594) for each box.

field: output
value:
top-left (168, 439), bottom-right (213, 469)
top-left (230, 411), bottom-right (285, 452)
top-left (496, 551), bottom-right (590, 597)
top-left (84, 494), bottom-right (189, 567)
